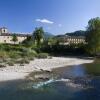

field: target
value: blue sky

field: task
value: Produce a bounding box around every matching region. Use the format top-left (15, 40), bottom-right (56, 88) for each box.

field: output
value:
top-left (0, 0), bottom-right (100, 34)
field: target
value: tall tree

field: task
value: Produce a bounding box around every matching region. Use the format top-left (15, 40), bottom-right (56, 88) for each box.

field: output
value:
top-left (86, 17), bottom-right (100, 55)
top-left (33, 27), bottom-right (44, 46)
top-left (22, 35), bottom-right (33, 47)
top-left (12, 34), bottom-right (18, 44)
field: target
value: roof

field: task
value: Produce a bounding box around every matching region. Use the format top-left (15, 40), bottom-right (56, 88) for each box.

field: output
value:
top-left (0, 27), bottom-right (8, 29)
top-left (0, 33), bottom-right (32, 37)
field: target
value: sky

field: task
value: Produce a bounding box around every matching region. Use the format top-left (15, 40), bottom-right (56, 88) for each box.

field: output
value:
top-left (0, 0), bottom-right (100, 35)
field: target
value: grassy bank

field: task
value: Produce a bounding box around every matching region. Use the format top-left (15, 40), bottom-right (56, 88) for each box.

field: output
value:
top-left (0, 44), bottom-right (49, 67)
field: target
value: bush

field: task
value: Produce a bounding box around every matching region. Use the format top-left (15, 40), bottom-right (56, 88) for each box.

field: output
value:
top-left (0, 64), bottom-right (6, 68)
top-left (16, 58), bottom-right (30, 64)
top-left (31, 50), bottom-right (37, 56)
top-left (24, 58), bottom-right (30, 64)
top-left (28, 57), bottom-right (34, 60)
top-left (7, 61), bottom-right (14, 66)
top-left (0, 51), bottom-right (8, 59)
top-left (8, 52), bottom-right (21, 59)
top-left (37, 53), bottom-right (48, 59)
top-left (21, 48), bottom-right (37, 58)
top-left (21, 47), bottom-right (29, 53)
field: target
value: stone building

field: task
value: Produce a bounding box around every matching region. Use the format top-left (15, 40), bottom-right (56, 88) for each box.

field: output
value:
top-left (0, 27), bottom-right (31, 44)
top-left (55, 34), bottom-right (86, 45)
top-left (65, 35), bottom-right (85, 44)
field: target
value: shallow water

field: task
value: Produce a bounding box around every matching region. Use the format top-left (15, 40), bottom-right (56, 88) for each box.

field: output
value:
top-left (0, 60), bottom-right (100, 100)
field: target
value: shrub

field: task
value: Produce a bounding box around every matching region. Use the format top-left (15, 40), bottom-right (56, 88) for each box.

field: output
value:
top-left (28, 57), bottom-right (34, 60)
top-left (31, 50), bottom-right (37, 56)
top-left (0, 51), bottom-right (8, 59)
top-left (37, 53), bottom-right (48, 59)
top-left (21, 49), bottom-right (37, 58)
top-left (24, 58), bottom-right (30, 64)
top-left (7, 61), bottom-right (14, 66)
top-left (0, 64), bottom-right (6, 68)
top-left (8, 51), bottom-right (21, 59)
top-left (16, 58), bottom-right (30, 64)
top-left (21, 47), bottom-right (29, 53)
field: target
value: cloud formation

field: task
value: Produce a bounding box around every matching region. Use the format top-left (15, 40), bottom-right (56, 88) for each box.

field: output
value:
top-left (36, 19), bottom-right (54, 24)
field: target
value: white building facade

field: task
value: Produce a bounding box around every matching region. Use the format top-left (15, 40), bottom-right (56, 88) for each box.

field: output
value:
top-left (0, 27), bottom-right (31, 44)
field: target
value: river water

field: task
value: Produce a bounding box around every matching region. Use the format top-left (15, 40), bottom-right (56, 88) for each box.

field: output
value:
top-left (0, 60), bottom-right (100, 100)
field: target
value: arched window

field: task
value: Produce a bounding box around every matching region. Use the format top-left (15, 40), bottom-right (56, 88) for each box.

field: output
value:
top-left (3, 29), bottom-right (5, 33)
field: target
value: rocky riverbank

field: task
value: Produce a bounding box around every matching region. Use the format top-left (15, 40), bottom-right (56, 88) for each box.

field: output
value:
top-left (0, 57), bottom-right (93, 82)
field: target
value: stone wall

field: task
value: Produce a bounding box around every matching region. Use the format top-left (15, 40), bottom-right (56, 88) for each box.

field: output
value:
top-left (0, 35), bottom-right (27, 44)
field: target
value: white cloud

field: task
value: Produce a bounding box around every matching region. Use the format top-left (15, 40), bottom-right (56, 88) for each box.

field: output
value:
top-left (36, 18), bottom-right (54, 24)
top-left (58, 24), bottom-right (62, 27)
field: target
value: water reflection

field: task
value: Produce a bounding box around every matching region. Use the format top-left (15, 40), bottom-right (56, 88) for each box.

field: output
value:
top-left (0, 60), bottom-right (100, 100)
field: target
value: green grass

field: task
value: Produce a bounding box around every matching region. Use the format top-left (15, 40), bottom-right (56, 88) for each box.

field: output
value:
top-left (0, 43), bottom-right (49, 66)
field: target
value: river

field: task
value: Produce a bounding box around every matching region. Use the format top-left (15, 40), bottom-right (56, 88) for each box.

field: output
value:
top-left (0, 59), bottom-right (100, 100)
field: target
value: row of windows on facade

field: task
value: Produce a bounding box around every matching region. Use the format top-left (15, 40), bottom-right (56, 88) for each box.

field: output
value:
top-left (2, 36), bottom-right (26, 39)
top-left (3, 40), bottom-right (21, 43)
top-left (60, 39), bottom-right (85, 42)
top-left (67, 39), bottom-right (84, 41)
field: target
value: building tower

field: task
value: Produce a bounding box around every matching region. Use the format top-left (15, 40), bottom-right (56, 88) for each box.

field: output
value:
top-left (0, 27), bottom-right (8, 35)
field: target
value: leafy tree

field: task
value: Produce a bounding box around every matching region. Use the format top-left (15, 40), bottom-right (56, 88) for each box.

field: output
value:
top-left (47, 38), bottom-right (56, 45)
top-left (12, 34), bottom-right (18, 44)
top-left (22, 35), bottom-right (33, 47)
top-left (26, 35), bottom-right (32, 41)
top-left (33, 27), bottom-right (44, 46)
top-left (86, 17), bottom-right (100, 55)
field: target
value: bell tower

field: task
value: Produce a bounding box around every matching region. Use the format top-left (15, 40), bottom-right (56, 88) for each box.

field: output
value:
top-left (0, 27), bottom-right (8, 34)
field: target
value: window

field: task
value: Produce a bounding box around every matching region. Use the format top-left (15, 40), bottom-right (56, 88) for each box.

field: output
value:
top-left (3, 29), bottom-right (5, 33)
top-left (4, 40), bottom-right (6, 43)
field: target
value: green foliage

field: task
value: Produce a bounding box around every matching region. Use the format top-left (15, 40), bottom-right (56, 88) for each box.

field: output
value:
top-left (22, 35), bottom-right (34, 47)
top-left (20, 48), bottom-right (37, 58)
top-left (0, 51), bottom-right (8, 58)
top-left (8, 51), bottom-right (21, 59)
top-left (28, 57), bottom-right (34, 60)
top-left (33, 27), bottom-right (44, 46)
top-left (16, 58), bottom-right (30, 64)
top-left (0, 44), bottom-right (38, 65)
top-left (86, 17), bottom-right (100, 55)
top-left (37, 53), bottom-right (48, 59)
top-left (7, 61), bottom-right (14, 66)
top-left (47, 37), bottom-right (58, 45)
top-left (12, 34), bottom-right (18, 44)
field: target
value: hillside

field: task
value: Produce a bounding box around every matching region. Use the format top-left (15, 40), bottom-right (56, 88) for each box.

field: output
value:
top-left (44, 32), bottom-right (54, 39)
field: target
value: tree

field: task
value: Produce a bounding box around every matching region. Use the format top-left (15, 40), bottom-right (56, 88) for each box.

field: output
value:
top-left (12, 34), bottom-right (18, 44)
top-left (86, 17), bottom-right (100, 55)
top-left (22, 35), bottom-right (33, 47)
top-left (33, 27), bottom-right (44, 46)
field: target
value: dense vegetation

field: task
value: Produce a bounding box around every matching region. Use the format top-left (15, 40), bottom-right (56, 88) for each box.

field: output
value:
top-left (0, 17), bottom-right (100, 67)
top-left (86, 17), bottom-right (100, 55)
